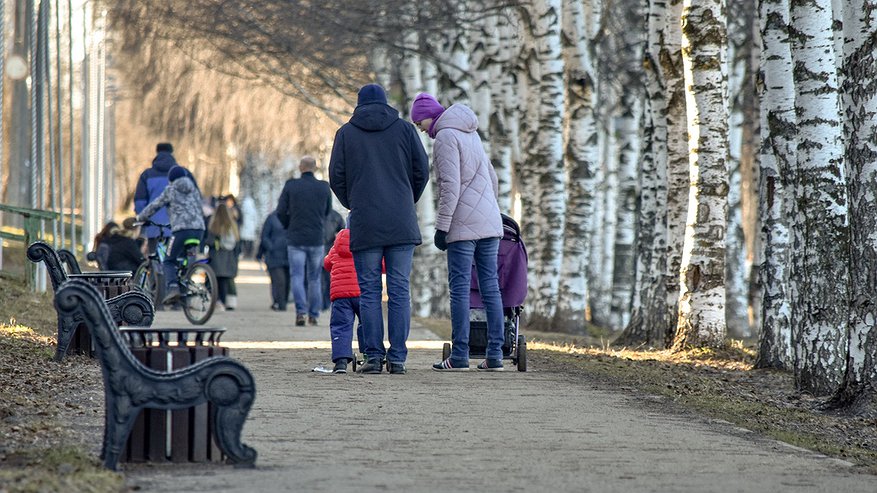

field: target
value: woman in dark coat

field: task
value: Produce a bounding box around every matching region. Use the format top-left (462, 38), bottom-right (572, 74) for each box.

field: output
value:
top-left (206, 203), bottom-right (241, 310)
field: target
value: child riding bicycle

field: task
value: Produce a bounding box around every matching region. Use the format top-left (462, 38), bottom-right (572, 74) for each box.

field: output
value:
top-left (129, 165), bottom-right (205, 305)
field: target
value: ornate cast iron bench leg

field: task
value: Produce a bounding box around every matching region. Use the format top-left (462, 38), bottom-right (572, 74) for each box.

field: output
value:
top-left (54, 279), bottom-right (257, 471)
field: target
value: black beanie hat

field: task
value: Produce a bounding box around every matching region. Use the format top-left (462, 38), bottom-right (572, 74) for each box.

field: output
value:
top-left (156, 142), bottom-right (174, 153)
top-left (357, 84), bottom-right (387, 106)
top-left (168, 165), bottom-right (187, 182)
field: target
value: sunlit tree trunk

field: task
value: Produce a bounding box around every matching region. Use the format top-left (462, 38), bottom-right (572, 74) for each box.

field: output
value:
top-left (487, 12), bottom-right (516, 211)
top-left (610, 94), bottom-right (641, 329)
top-left (594, 119), bottom-right (618, 327)
top-left (485, 13), bottom-right (516, 211)
top-left (755, 0), bottom-right (795, 370)
top-left (672, 0), bottom-right (729, 350)
top-left (617, 0), bottom-right (671, 347)
top-left (663, 0), bottom-right (690, 341)
top-left (555, 0), bottom-right (599, 332)
top-left (831, 0), bottom-right (877, 412)
top-left (518, 0), bottom-right (566, 325)
top-left (788, 0), bottom-right (849, 395)
top-left (725, 0), bottom-right (752, 339)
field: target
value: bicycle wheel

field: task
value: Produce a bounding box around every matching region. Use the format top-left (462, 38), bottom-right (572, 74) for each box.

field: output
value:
top-left (182, 263), bottom-right (217, 325)
top-left (132, 261), bottom-right (159, 305)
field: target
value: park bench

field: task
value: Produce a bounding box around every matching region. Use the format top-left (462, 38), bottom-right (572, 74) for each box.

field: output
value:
top-left (58, 248), bottom-right (82, 274)
top-left (53, 279), bottom-right (257, 470)
top-left (26, 241), bottom-right (155, 360)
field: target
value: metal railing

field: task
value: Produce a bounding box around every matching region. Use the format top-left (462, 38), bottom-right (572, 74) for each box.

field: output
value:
top-left (0, 202), bottom-right (81, 291)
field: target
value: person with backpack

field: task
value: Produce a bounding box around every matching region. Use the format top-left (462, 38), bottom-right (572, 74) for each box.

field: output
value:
top-left (257, 209), bottom-right (290, 311)
top-left (134, 143), bottom-right (177, 254)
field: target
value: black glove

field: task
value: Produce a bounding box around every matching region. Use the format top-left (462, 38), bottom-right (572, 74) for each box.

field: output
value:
top-left (434, 230), bottom-right (448, 251)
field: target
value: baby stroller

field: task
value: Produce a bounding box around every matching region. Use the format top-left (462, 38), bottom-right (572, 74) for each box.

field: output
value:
top-left (441, 213), bottom-right (529, 371)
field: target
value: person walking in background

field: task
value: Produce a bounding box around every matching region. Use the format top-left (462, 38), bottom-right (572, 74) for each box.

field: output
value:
top-left (277, 156), bottom-right (332, 326)
top-left (134, 143), bottom-right (177, 254)
top-left (322, 208), bottom-right (346, 311)
top-left (102, 223), bottom-right (146, 273)
top-left (240, 195), bottom-right (259, 259)
top-left (329, 83), bottom-right (430, 375)
top-left (257, 209), bottom-right (290, 311)
top-left (133, 165), bottom-right (206, 305)
top-left (411, 92), bottom-right (506, 372)
top-left (207, 203), bottom-right (241, 311)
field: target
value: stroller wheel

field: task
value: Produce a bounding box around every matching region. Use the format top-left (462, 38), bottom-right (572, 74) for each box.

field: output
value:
top-left (442, 342), bottom-right (451, 361)
top-left (352, 357), bottom-right (358, 372)
top-left (516, 335), bottom-right (527, 372)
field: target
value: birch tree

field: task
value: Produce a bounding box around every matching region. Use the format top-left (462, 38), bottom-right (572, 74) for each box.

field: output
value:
top-left (616, 0), bottom-right (671, 347)
top-left (755, 0), bottom-right (795, 370)
top-left (725, 0), bottom-right (753, 339)
top-left (831, 0), bottom-right (877, 412)
top-left (671, 0), bottom-right (729, 349)
top-left (611, 94), bottom-right (641, 329)
top-left (518, 0), bottom-right (567, 325)
top-left (788, 0), bottom-right (849, 395)
top-left (555, 0), bottom-right (599, 331)
top-left (663, 0), bottom-right (690, 340)
top-left (487, 11), bottom-right (517, 211)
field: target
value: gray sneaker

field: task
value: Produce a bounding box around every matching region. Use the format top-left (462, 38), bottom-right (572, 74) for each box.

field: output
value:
top-left (388, 362), bottom-right (406, 374)
top-left (333, 360), bottom-right (348, 374)
top-left (476, 359), bottom-right (504, 371)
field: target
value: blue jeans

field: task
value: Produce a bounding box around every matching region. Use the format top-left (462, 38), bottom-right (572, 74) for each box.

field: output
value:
top-left (288, 245), bottom-right (324, 318)
top-left (163, 229), bottom-right (204, 289)
top-left (353, 244), bottom-right (415, 364)
top-left (329, 297), bottom-right (364, 362)
top-left (447, 237), bottom-right (504, 364)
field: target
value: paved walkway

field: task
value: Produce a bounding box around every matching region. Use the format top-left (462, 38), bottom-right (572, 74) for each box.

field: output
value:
top-left (124, 261), bottom-right (877, 492)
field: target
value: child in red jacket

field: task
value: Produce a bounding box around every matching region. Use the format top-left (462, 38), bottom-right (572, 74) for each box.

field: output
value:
top-left (324, 228), bottom-right (363, 374)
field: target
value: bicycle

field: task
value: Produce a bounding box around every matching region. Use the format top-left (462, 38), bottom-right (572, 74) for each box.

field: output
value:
top-left (130, 220), bottom-right (218, 325)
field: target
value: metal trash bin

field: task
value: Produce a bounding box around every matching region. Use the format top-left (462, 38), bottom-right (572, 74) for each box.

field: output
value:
top-left (118, 327), bottom-right (228, 463)
top-left (66, 272), bottom-right (134, 356)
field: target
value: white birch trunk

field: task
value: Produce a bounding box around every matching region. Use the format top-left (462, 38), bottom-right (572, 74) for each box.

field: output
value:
top-left (400, 36), bottom-right (443, 317)
top-left (597, 120), bottom-right (618, 327)
top-left (834, 0), bottom-right (877, 411)
top-left (555, 0), bottom-right (599, 331)
top-left (755, 0), bottom-right (795, 370)
top-left (725, 3), bottom-right (751, 339)
top-left (610, 95), bottom-right (641, 330)
top-left (617, 0), bottom-right (672, 347)
top-left (488, 12), bottom-right (515, 211)
top-left (789, 0), bottom-right (849, 395)
top-left (519, 0), bottom-right (566, 325)
top-left (663, 0), bottom-right (690, 340)
top-left (672, 0), bottom-right (729, 349)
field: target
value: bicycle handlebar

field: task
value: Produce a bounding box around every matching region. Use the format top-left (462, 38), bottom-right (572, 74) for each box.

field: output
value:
top-left (125, 217), bottom-right (170, 230)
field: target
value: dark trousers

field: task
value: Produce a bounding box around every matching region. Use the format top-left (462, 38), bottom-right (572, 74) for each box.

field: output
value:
top-left (217, 276), bottom-right (232, 304)
top-left (330, 297), bottom-right (363, 362)
top-left (268, 266), bottom-right (290, 309)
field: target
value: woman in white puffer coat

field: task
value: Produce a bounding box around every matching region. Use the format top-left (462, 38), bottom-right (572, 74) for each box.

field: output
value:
top-left (410, 92), bottom-right (506, 372)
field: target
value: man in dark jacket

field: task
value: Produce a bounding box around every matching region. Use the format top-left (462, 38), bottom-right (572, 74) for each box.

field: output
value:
top-left (277, 156), bottom-right (332, 326)
top-left (134, 143), bottom-right (177, 253)
top-left (328, 84), bottom-right (430, 375)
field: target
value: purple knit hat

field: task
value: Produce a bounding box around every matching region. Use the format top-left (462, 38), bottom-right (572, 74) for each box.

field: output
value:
top-left (410, 93), bottom-right (445, 123)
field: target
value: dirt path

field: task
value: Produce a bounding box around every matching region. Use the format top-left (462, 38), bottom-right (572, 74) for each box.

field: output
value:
top-left (122, 261), bottom-right (877, 492)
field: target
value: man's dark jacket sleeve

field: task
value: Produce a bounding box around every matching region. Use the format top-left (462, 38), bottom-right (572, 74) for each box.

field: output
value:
top-left (329, 130), bottom-right (349, 208)
top-left (409, 125), bottom-right (430, 202)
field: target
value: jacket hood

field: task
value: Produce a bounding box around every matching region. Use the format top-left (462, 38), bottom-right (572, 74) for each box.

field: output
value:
top-left (434, 104), bottom-right (478, 135)
top-left (152, 152), bottom-right (178, 172)
top-left (172, 176), bottom-right (196, 194)
top-left (335, 229), bottom-right (353, 258)
top-left (350, 103), bottom-right (400, 132)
